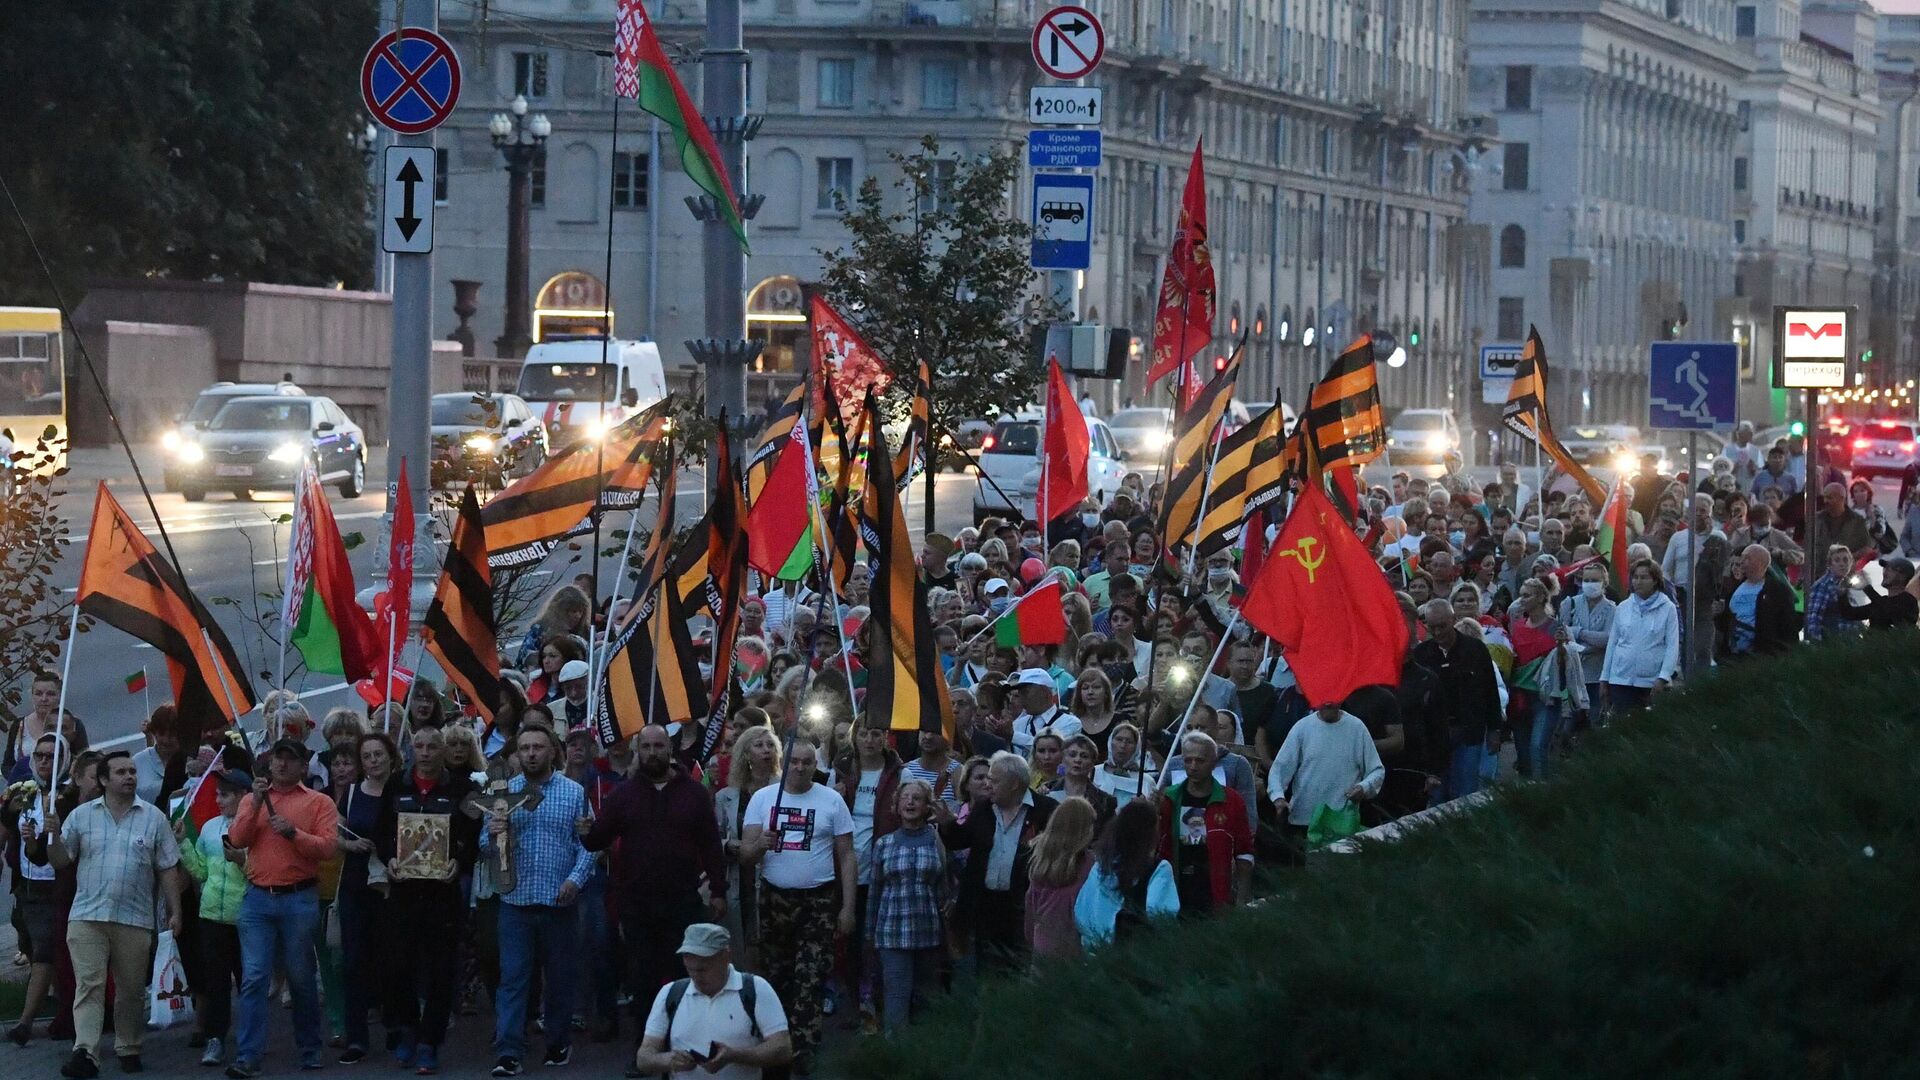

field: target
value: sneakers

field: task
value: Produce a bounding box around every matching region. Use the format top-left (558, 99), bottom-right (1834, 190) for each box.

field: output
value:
top-left (224, 1062), bottom-right (261, 1080)
top-left (491, 1057), bottom-right (523, 1077)
top-left (299, 1050), bottom-right (323, 1071)
top-left (392, 1036), bottom-right (419, 1070)
top-left (337, 1046), bottom-right (367, 1065)
top-left (60, 1049), bottom-right (99, 1079)
top-left (859, 1002), bottom-right (881, 1036)
top-left (542, 1045), bottom-right (571, 1068)
top-left (6, 1023), bottom-right (29, 1047)
top-left (200, 1038), bottom-right (225, 1068)
top-left (413, 1045), bottom-right (439, 1076)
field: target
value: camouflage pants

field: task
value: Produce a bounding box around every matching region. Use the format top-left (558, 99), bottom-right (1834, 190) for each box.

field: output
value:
top-left (761, 882), bottom-right (839, 1067)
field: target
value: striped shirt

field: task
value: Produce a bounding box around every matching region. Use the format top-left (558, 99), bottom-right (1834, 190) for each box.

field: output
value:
top-left (62, 798), bottom-right (180, 929)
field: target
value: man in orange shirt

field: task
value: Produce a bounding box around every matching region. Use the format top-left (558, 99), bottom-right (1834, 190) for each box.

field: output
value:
top-left (224, 739), bottom-right (339, 1078)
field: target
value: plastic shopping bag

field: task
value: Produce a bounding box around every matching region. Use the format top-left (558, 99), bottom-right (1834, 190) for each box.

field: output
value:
top-left (147, 929), bottom-right (195, 1030)
top-left (1306, 803), bottom-right (1363, 848)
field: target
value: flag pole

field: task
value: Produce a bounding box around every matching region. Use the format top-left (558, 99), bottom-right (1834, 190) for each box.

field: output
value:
top-left (1157, 608), bottom-right (1241, 787)
top-left (278, 468), bottom-right (306, 691)
top-left (51, 603), bottom-right (81, 797)
top-left (591, 504), bottom-right (646, 724)
top-left (200, 627), bottom-right (247, 735)
top-left (1185, 413), bottom-right (1228, 578)
top-left (588, 93), bottom-right (623, 685)
top-left (141, 665), bottom-right (150, 720)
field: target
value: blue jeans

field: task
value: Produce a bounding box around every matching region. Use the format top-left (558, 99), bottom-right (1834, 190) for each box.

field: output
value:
top-left (573, 874), bottom-right (617, 1023)
top-left (1446, 742), bottom-right (1484, 802)
top-left (877, 947), bottom-right (939, 1033)
top-left (1526, 697), bottom-right (1561, 780)
top-left (236, 886), bottom-right (323, 1065)
top-left (492, 903), bottom-right (578, 1061)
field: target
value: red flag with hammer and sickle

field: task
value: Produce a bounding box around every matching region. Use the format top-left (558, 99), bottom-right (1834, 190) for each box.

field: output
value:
top-left (1240, 481), bottom-right (1406, 707)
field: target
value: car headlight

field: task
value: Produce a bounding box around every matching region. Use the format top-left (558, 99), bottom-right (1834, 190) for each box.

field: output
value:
top-left (1425, 434), bottom-right (1450, 452)
top-left (1612, 451), bottom-right (1637, 473)
top-left (1147, 429), bottom-right (1171, 450)
top-left (466, 434), bottom-right (496, 453)
top-left (176, 442), bottom-right (204, 464)
top-left (269, 442), bottom-right (304, 464)
top-left (161, 429), bottom-right (181, 451)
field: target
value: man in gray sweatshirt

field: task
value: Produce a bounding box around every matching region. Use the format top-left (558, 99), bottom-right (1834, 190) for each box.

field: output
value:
top-left (1266, 703), bottom-right (1386, 836)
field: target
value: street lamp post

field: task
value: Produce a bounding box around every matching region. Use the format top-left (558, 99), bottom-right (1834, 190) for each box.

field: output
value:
top-left (491, 95), bottom-right (551, 360)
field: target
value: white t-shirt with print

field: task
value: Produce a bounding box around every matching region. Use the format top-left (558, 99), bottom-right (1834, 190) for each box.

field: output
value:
top-left (744, 782), bottom-right (854, 891)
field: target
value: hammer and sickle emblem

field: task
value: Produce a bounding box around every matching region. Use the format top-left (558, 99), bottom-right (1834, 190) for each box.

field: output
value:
top-left (1276, 536), bottom-right (1326, 584)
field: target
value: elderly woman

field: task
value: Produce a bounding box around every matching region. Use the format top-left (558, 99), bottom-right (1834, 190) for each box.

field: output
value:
top-left (863, 779), bottom-right (949, 1031)
top-left (714, 725), bottom-right (780, 972)
top-left (1507, 578), bottom-right (1567, 779)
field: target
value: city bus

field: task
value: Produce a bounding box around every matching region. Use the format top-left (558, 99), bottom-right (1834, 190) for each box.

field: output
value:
top-left (0, 307), bottom-right (68, 474)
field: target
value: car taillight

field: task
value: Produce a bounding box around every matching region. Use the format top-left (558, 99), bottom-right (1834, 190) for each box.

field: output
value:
top-left (981, 435), bottom-right (996, 450)
top-left (1903, 442), bottom-right (1916, 452)
top-left (1853, 438), bottom-right (1871, 450)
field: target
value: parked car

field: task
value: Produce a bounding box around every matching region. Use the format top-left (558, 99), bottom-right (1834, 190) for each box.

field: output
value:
top-left (1106, 407), bottom-right (1173, 461)
top-left (1847, 418), bottom-right (1919, 478)
top-left (1558, 425), bottom-right (1641, 469)
top-left (430, 392), bottom-right (548, 487)
top-left (161, 381), bottom-right (304, 492)
top-left (972, 416), bottom-right (1126, 523)
top-left (1386, 408), bottom-right (1465, 471)
top-left (171, 395), bottom-right (365, 501)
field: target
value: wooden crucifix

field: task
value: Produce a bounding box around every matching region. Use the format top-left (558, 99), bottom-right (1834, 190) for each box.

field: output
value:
top-left (461, 780), bottom-right (544, 896)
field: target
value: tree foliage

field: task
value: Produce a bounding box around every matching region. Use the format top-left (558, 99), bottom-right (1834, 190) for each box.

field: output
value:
top-left (0, 430), bottom-right (75, 720)
top-left (0, 0), bottom-right (377, 304)
top-left (817, 137), bottom-right (1062, 435)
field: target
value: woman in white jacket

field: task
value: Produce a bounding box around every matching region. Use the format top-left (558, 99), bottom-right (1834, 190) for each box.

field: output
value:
top-left (1597, 558), bottom-right (1681, 717)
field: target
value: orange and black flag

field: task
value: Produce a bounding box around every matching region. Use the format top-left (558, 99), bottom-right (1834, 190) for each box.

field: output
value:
top-left (1156, 336), bottom-right (1245, 563)
top-left (1304, 335), bottom-right (1388, 469)
top-left (422, 486), bottom-right (501, 723)
top-left (696, 429), bottom-right (752, 760)
top-left (893, 357), bottom-right (932, 489)
top-left (1192, 400), bottom-right (1286, 558)
top-left (76, 483), bottom-right (256, 725)
top-left (481, 398), bottom-right (671, 570)
top-left (825, 402), bottom-right (870, 592)
top-left (858, 397), bottom-right (954, 739)
top-left (1504, 326), bottom-right (1606, 507)
top-left (596, 447), bottom-right (702, 743)
top-left (746, 384), bottom-right (804, 505)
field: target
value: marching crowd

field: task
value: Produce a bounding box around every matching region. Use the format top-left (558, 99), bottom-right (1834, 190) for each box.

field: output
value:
top-left (4, 416), bottom-right (1917, 1080)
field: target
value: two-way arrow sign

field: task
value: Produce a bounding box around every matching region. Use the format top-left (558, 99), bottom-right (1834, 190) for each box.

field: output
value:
top-left (382, 146), bottom-right (436, 254)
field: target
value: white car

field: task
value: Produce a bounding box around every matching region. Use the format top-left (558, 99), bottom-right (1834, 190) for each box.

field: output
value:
top-left (1386, 408), bottom-right (1465, 470)
top-left (972, 416), bottom-right (1127, 523)
top-left (1106, 407), bottom-right (1173, 461)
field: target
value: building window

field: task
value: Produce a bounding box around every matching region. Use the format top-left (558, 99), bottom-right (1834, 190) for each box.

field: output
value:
top-left (1497, 297), bottom-right (1525, 340)
top-left (1499, 224), bottom-right (1526, 267)
top-left (529, 146), bottom-right (547, 208)
top-left (434, 148), bottom-right (449, 205)
top-left (817, 156), bottom-right (853, 211)
top-left (513, 51), bottom-right (550, 98)
top-left (919, 159), bottom-right (958, 214)
top-left (1733, 218), bottom-right (1746, 243)
top-left (1733, 156), bottom-right (1748, 192)
top-left (614, 151), bottom-right (649, 210)
top-left (1735, 5), bottom-right (1755, 36)
top-left (1502, 143), bottom-right (1529, 191)
top-left (818, 58), bottom-right (855, 108)
top-left (1504, 66), bottom-right (1532, 110)
top-left (922, 59), bottom-right (959, 110)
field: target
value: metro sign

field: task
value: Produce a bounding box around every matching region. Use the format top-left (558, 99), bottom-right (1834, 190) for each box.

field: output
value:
top-left (1774, 306), bottom-right (1851, 388)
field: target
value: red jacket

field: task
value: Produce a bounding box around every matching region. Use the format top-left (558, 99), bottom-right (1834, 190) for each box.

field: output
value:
top-left (1157, 779), bottom-right (1252, 908)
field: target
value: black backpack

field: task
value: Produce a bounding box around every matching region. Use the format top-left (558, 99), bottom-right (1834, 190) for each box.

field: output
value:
top-left (659, 977), bottom-right (768, 1079)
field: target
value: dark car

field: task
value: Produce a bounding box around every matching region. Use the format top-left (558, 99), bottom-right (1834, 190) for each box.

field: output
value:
top-left (161, 381), bottom-right (304, 492)
top-left (430, 392), bottom-right (548, 487)
top-left (173, 395), bottom-right (365, 501)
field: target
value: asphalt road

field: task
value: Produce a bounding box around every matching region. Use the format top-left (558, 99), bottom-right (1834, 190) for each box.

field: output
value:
top-left (38, 447), bottom-right (991, 753)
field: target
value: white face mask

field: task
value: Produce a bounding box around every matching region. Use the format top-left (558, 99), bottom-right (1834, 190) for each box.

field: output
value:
top-left (1082, 512), bottom-right (1101, 528)
top-left (1580, 580), bottom-right (1604, 601)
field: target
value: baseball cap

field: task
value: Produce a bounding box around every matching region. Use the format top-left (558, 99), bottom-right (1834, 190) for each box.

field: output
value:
top-left (983, 577), bottom-right (1011, 596)
top-left (268, 738), bottom-right (308, 760)
top-left (676, 923), bottom-right (731, 957)
top-left (1014, 667), bottom-right (1054, 689)
top-left (213, 768), bottom-right (254, 790)
top-left (558, 659), bottom-right (591, 684)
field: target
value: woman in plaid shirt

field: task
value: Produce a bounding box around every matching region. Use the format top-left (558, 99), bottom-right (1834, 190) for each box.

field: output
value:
top-left (862, 780), bottom-right (948, 1033)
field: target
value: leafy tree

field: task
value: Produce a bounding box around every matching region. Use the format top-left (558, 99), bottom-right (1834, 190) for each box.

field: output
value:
top-left (0, 431), bottom-right (76, 720)
top-left (0, 0), bottom-right (377, 304)
top-left (817, 136), bottom-right (1061, 449)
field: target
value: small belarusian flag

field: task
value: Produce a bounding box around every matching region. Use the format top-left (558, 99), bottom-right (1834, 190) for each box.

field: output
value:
top-left (125, 668), bottom-right (148, 695)
top-left (992, 579), bottom-right (1068, 648)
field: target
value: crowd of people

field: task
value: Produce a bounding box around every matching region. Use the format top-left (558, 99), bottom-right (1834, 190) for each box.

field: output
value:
top-left (4, 415), bottom-right (1917, 1079)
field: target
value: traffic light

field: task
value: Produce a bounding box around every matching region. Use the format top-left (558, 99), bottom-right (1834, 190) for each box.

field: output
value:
top-left (1863, 348), bottom-right (1875, 363)
top-left (1408, 327), bottom-right (1420, 347)
top-left (1213, 354), bottom-right (1228, 372)
top-left (1789, 420), bottom-right (1806, 437)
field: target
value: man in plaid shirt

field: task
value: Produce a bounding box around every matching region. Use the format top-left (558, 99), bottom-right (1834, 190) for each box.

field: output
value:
top-left (482, 724), bottom-right (595, 1077)
top-left (1804, 544), bottom-right (1860, 643)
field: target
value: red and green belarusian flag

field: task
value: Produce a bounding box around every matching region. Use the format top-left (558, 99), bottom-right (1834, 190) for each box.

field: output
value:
top-left (171, 770), bottom-right (224, 842)
top-left (746, 411), bottom-right (819, 581)
top-left (1595, 473), bottom-right (1630, 588)
top-left (283, 468), bottom-right (380, 680)
top-left (613, 0), bottom-right (748, 249)
top-left (124, 668), bottom-right (147, 695)
top-left (992, 579), bottom-right (1068, 648)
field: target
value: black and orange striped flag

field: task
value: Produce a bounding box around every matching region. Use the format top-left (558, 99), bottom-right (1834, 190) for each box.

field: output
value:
top-left (1504, 326), bottom-right (1606, 506)
top-left (1156, 339), bottom-right (1245, 563)
top-left (596, 447), bottom-right (702, 743)
top-left (481, 399), bottom-right (671, 570)
top-left (1192, 400), bottom-right (1287, 558)
top-left (746, 384), bottom-right (804, 505)
top-left (894, 357), bottom-right (931, 489)
top-left (1303, 335), bottom-right (1388, 468)
top-left (696, 428), bottom-right (752, 759)
top-left (422, 486), bottom-right (501, 723)
top-left (826, 401), bottom-right (869, 592)
top-left (857, 397), bottom-right (953, 739)
top-left (76, 483), bottom-right (255, 725)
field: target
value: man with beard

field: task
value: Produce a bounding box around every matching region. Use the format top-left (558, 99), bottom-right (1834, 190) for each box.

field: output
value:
top-left (583, 724), bottom-right (727, 1035)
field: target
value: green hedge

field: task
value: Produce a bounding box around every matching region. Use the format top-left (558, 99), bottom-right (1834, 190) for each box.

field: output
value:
top-left (835, 632), bottom-right (1920, 1079)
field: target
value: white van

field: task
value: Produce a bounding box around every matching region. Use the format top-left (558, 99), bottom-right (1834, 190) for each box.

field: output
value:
top-left (514, 338), bottom-right (668, 446)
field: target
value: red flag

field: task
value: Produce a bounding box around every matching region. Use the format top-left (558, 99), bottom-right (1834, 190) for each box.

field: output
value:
top-left (1239, 506), bottom-right (1269, 595)
top-left (1241, 482), bottom-right (1407, 707)
top-left (1038, 357), bottom-right (1089, 525)
top-left (809, 296), bottom-right (892, 428)
top-left (380, 460), bottom-right (416, 680)
top-left (1145, 141), bottom-right (1215, 387)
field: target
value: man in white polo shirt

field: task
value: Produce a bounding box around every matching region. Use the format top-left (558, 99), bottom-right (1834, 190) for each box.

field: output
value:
top-left (1009, 668), bottom-right (1080, 757)
top-left (633, 924), bottom-right (790, 1080)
